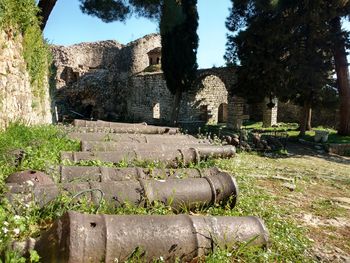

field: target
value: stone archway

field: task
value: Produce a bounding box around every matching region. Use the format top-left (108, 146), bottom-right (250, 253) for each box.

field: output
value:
top-left (181, 68), bottom-right (233, 124)
top-left (192, 74), bottom-right (228, 124)
top-left (218, 103), bottom-right (228, 123)
top-left (192, 67), bottom-right (246, 128)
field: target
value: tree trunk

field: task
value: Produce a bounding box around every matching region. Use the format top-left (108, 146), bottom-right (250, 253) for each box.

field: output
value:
top-left (171, 88), bottom-right (182, 126)
top-left (37, 0), bottom-right (57, 30)
top-left (331, 16), bottom-right (350, 136)
top-left (299, 100), bottom-right (312, 137)
top-left (306, 107), bottom-right (312, 131)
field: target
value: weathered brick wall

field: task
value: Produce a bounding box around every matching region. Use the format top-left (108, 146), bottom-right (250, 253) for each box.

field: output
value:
top-left (227, 96), bottom-right (245, 129)
top-left (328, 144), bottom-right (350, 156)
top-left (119, 34), bottom-right (161, 74)
top-left (52, 35), bottom-right (247, 127)
top-left (51, 34), bottom-right (161, 120)
top-left (126, 72), bottom-right (173, 123)
top-left (278, 102), bottom-right (338, 128)
top-left (51, 40), bottom-right (123, 90)
top-left (0, 31), bottom-right (51, 129)
top-left (182, 75), bottom-right (228, 123)
top-left (127, 71), bottom-right (230, 124)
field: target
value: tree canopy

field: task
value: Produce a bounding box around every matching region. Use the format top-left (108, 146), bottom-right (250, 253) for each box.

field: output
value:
top-left (225, 0), bottom-right (350, 135)
top-left (79, 0), bottom-right (162, 22)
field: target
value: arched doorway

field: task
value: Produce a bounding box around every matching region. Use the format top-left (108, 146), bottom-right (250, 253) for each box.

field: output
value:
top-left (218, 103), bottom-right (228, 123)
top-left (193, 74), bottom-right (228, 124)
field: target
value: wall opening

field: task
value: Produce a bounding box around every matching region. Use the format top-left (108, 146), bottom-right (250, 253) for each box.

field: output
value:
top-left (61, 66), bottom-right (79, 85)
top-left (200, 105), bottom-right (209, 122)
top-left (153, 102), bottom-right (160, 119)
top-left (218, 103), bottom-right (228, 123)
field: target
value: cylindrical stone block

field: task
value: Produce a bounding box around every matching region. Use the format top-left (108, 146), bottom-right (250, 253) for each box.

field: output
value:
top-left (7, 172), bottom-right (238, 210)
top-left (58, 166), bottom-right (222, 183)
top-left (73, 119), bottom-right (179, 134)
top-left (60, 145), bottom-right (236, 167)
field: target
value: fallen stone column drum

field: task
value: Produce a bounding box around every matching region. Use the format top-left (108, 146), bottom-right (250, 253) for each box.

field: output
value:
top-left (58, 166), bottom-right (223, 183)
top-left (32, 211), bottom-right (269, 262)
top-left (81, 141), bottom-right (212, 152)
top-left (61, 145), bottom-right (236, 167)
top-left (7, 172), bottom-right (238, 209)
top-left (73, 119), bottom-right (179, 134)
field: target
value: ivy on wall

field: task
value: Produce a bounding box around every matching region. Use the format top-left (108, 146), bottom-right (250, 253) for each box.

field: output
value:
top-left (0, 0), bottom-right (51, 103)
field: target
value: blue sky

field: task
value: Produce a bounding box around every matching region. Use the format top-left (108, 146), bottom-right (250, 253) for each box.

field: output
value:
top-left (44, 0), bottom-right (232, 69)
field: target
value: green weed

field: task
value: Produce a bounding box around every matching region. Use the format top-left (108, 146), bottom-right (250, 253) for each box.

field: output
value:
top-left (0, 124), bottom-right (318, 262)
top-left (311, 199), bottom-right (348, 218)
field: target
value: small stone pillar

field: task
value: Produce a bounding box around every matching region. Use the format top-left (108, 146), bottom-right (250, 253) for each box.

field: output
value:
top-left (262, 97), bottom-right (278, 127)
top-left (227, 96), bottom-right (245, 130)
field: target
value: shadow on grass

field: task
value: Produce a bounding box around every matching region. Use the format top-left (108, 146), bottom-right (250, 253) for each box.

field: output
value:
top-left (260, 141), bottom-right (350, 166)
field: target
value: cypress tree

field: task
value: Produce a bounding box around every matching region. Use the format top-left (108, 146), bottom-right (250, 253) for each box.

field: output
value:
top-left (160, 0), bottom-right (198, 125)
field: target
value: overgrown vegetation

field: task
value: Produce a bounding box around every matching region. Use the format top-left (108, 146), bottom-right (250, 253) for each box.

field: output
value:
top-left (0, 124), bottom-right (323, 262)
top-left (143, 64), bottom-right (162, 73)
top-left (225, 0), bottom-right (350, 136)
top-left (0, 0), bottom-right (51, 105)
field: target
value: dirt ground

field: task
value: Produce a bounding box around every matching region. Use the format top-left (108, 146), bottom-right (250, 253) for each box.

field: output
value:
top-left (234, 142), bottom-right (350, 262)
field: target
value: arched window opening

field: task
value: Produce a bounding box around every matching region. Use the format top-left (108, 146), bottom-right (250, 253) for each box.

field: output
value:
top-left (153, 103), bottom-right (160, 119)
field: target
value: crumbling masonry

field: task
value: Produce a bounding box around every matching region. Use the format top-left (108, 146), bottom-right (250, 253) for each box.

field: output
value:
top-left (51, 34), bottom-right (277, 128)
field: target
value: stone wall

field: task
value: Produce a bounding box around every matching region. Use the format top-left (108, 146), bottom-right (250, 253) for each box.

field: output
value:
top-left (126, 72), bottom-right (173, 123)
top-left (126, 70), bottom-right (231, 125)
top-left (51, 34), bottom-right (238, 126)
top-left (51, 34), bottom-right (161, 121)
top-left (119, 34), bottom-right (161, 74)
top-left (262, 98), bottom-right (278, 127)
top-left (278, 102), bottom-right (338, 128)
top-left (181, 75), bottom-right (228, 123)
top-left (327, 144), bottom-right (350, 156)
top-left (0, 30), bottom-right (51, 129)
top-left (51, 40), bottom-right (123, 90)
top-left (227, 96), bottom-right (246, 129)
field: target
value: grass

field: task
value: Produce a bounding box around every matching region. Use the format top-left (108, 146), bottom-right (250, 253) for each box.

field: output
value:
top-left (310, 199), bottom-right (348, 218)
top-left (242, 121), bottom-right (350, 144)
top-left (1, 124), bottom-right (349, 262)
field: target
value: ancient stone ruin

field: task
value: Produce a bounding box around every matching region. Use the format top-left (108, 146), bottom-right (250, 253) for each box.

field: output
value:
top-left (51, 34), bottom-right (278, 129)
top-left (0, 30), bottom-right (52, 129)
